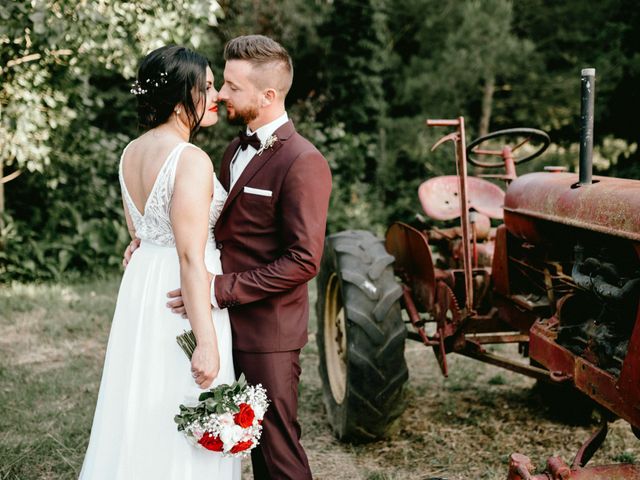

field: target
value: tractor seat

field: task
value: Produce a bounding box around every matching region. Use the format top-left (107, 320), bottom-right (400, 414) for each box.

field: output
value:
top-left (418, 175), bottom-right (505, 221)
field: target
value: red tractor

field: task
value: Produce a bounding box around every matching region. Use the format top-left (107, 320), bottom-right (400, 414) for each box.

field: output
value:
top-left (316, 69), bottom-right (640, 478)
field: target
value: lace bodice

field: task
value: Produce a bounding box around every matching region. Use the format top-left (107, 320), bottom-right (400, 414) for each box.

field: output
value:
top-left (119, 142), bottom-right (227, 247)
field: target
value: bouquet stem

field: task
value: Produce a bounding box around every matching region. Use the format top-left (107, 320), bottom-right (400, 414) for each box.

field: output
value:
top-left (176, 330), bottom-right (197, 360)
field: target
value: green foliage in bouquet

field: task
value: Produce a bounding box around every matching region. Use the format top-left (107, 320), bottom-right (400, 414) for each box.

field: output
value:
top-left (176, 329), bottom-right (198, 360)
top-left (174, 374), bottom-right (248, 431)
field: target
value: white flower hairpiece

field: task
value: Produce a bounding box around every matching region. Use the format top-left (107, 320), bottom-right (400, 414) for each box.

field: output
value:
top-left (256, 134), bottom-right (278, 156)
top-left (130, 72), bottom-right (168, 96)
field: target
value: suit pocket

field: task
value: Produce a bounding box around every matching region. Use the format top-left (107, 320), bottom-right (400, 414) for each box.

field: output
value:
top-left (242, 193), bottom-right (273, 206)
top-left (242, 189), bottom-right (274, 206)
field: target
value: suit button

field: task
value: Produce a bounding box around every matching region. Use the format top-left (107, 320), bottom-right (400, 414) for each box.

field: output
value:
top-left (216, 242), bottom-right (223, 249)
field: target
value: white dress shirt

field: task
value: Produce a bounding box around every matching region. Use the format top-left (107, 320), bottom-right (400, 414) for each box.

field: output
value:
top-left (211, 112), bottom-right (289, 308)
top-left (229, 112), bottom-right (289, 189)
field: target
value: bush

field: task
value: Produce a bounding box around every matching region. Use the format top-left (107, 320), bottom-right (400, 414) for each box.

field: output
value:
top-left (1, 127), bottom-right (130, 281)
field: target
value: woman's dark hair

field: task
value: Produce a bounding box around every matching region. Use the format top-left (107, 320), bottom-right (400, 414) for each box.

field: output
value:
top-left (134, 45), bottom-right (208, 137)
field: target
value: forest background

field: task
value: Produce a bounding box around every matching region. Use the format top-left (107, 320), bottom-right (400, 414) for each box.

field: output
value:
top-left (1, 0), bottom-right (639, 282)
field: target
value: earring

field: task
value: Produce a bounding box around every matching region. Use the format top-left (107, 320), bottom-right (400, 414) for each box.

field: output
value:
top-left (175, 108), bottom-right (181, 115)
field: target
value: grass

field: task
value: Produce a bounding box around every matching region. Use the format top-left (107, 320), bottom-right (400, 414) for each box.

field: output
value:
top-left (1, 275), bottom-right (639, 479)
top-left (0, 278), bottom-right (120, 479)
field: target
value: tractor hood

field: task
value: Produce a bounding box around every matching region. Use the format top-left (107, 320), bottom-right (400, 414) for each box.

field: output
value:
top-left (504, 172), bottom-right (640, 242)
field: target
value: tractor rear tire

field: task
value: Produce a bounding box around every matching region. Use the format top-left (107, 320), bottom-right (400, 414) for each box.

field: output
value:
top-left (316, 230), bottom-right (409, 442)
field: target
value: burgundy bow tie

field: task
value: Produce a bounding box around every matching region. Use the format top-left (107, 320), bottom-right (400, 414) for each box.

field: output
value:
top-left (238, 130), bottom-right (261, 151)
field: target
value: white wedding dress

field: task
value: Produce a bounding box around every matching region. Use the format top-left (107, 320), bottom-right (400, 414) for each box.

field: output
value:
top-left (79, 142), bottom-right (241, 479)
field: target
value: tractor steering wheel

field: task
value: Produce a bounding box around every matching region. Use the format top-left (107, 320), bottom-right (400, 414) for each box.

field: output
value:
top-left (466, 128), bottom-right (550, 168)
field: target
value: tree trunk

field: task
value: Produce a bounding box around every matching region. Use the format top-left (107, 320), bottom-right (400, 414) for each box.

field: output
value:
top-left (479, 75), bottom-right (495, 138)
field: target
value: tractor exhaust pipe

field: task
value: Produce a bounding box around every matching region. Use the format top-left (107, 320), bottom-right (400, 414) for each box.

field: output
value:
top-left (579, 68), bottom-right (595, 185)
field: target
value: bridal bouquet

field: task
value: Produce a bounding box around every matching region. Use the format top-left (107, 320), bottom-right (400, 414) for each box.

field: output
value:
top-left (175, 330), bottom-right (269, 457)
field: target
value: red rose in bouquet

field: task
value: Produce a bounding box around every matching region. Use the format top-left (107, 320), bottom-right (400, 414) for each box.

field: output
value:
top-left (230, 440), bottom-right (254, 454)
top-left (198, 432), bottom-right (224, 452)
top-left (234, 403), bottom-right (255, 428)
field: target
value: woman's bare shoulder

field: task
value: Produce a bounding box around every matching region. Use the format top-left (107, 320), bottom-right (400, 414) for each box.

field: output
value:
top-left (176, 144), bottom-right (213, 178)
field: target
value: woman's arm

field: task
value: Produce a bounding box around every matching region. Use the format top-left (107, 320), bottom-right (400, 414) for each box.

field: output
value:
top-left (121, 198), bottom-right (140, 268)
top-left (122, 197), bottom-right (137, 241)
top-left (171, 146), bottom-right (219, 389)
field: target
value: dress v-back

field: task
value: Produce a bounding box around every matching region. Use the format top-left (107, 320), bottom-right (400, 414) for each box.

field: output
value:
top-left (79, 142), bottom-right (240, 479)
top-left (119, 141), bottom-right (226, 247)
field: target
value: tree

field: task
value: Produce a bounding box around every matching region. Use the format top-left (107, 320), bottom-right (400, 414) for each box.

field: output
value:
top-left (512, 0), bottom-right (632, 142)
top-left (321, 0), bottom-right (390, 134)
top-left (394, 0), bottom-right (535, 135)
top-left (0, 0), bottom-right (222, 279)
top-left (0, 0), bottom-right (222, 217)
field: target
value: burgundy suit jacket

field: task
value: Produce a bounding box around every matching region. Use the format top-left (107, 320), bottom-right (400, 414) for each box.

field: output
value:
top-left (213, 120), bottom-right (332, 352)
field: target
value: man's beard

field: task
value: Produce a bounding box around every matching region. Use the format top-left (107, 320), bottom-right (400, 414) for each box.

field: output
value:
top-left (225, 103), bottom-right (259, 126)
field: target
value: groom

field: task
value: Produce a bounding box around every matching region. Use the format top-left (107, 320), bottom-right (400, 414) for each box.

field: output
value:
top-left (171, 35), bottom-right (331, 479)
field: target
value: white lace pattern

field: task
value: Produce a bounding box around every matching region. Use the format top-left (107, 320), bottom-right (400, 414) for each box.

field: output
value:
top-left (119, 142), bottom-right (227, 247)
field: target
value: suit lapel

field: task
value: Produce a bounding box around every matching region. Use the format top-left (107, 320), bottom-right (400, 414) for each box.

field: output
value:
top-left (219, 121), bottom-right (295, 219)
top-left (219, 138), bottom-right (240, 192)
top-left (219, 142), bottom-right (283, 219)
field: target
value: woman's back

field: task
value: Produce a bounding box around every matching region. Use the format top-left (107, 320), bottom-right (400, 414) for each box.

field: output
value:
top-left (119, 134), bottom-right (197, 247)
top-left (120, 133), bottom-right (186, 215)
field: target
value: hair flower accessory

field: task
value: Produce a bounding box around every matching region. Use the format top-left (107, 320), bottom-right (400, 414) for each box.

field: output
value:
top-left (130, 72), bottom-right (168, 96)
top-left (256, 134), bottom-right (278, 156)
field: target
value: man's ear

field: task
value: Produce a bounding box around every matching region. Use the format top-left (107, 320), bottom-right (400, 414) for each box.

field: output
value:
top-left (261, 88), bottom-right (277, 107)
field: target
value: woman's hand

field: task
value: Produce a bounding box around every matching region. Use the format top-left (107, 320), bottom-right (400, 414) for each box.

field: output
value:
top-left (190, 343), bottom-right (220, 389)
top-left (122, 238), bottom-right (141, 268)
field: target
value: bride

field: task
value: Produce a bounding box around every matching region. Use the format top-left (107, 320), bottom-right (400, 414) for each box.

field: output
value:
top-left (79, 45), bottom-right (240, 479)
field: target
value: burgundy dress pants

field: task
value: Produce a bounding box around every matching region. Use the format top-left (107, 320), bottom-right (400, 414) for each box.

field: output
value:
top-left (233, 349), bottom-right (312, 479)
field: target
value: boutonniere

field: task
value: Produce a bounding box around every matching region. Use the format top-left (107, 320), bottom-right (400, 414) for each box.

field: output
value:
top-left (256, 134), bottom-right (278, 156)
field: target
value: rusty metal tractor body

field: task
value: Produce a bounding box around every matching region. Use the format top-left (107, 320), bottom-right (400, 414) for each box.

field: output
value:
top-left (316, 69), bottom-right (639, 478)
top-left (387, 126), bottom-right (640, 478)
top-left (387, 129), bottom-right (640, 415)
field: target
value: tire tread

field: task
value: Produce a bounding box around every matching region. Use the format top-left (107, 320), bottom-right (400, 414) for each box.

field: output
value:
top-left (316, 230), bottom-right (409, 442)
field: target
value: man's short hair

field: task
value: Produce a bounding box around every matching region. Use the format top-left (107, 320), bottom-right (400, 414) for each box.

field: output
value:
top-left (224, 35), bottom-right (293, 96)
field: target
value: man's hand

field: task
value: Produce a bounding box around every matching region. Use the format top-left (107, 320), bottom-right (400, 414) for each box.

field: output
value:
top-left (167, 272), bottom-right (214, 318)
top-left (123, 238), bottom-right (141, 268)
top-left (167, 288), bottom-right (187, 317)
